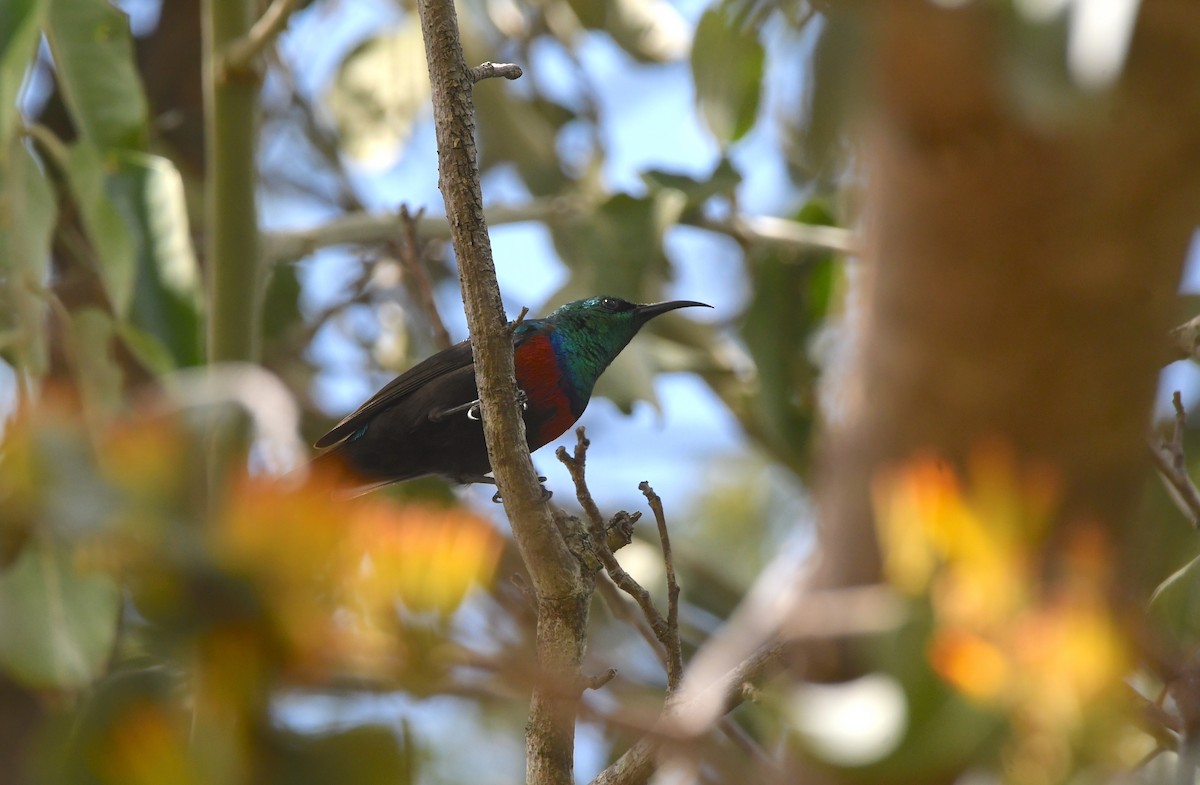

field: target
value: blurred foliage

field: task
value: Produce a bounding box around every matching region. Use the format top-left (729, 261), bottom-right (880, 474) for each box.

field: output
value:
top-left (0, 1), bottom-right (1195, 784)
top-left (872, 448), bottom-right (1134, 785)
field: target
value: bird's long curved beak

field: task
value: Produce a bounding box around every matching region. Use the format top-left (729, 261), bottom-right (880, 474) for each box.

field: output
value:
top-left (633, 300), bottom-right (712, 325)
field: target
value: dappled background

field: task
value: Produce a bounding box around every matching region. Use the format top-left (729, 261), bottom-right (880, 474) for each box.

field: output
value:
top-left (6, 1), bottom-right (1200, 784)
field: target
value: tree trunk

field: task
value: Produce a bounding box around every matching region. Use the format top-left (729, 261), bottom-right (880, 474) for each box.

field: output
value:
top-left (815, 0), bottom-right (1200, 650)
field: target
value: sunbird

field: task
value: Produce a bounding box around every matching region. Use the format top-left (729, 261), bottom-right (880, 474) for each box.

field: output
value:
top-left (314, 295), bottom-right (710, 491)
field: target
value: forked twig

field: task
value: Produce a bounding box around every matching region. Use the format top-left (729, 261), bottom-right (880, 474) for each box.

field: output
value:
top-left (556, 429), bottom-right (680, 685)
top-left (1149, 391), bottom-right (1200, 529)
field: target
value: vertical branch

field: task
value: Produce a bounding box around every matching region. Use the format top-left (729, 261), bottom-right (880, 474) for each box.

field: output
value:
top-left (413, 3), bottom-right (588, 784)
top-left (203, 0), bottom-right (262, 364)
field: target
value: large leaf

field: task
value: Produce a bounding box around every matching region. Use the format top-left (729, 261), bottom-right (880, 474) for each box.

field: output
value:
top-left (107, 151), bottom-right (204, 368)
top-left (740, 200), bottom-right (840, 468)
top-left (0, 0), bottom-right (44, 156)
top-left (0, 138), bottom-right (56, 375)
top-left (44, 0), bottom-right (148, 151)
top-left (64, 141), bottom-right (136, 316)
top-left (324, 21), bottom-right (430, 168)
top-left (691, 4), bottom-right (765, 145)
top-left (0, 530), bottom-right (120, 689)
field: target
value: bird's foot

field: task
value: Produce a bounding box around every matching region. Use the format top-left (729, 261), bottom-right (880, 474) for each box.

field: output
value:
top-left (490, 477), bottom-right (551, 504)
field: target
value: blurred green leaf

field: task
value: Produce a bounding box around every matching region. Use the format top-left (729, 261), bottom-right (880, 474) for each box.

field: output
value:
top-left (549, 192), bottom-right (682, 299)
top-left (65, 141), bottom-right (136, 316)
top-left (0, 0), bottom-right (43, 155)
top-left (262, 261), bottom-right (304, 345)
top-left (1149, 552), bottom-right (1200, 650)
top-left (691, 4), bottom-right (764, 144)
top-left (565, 0), bottom-right (689, 62)
top-left (44, 0), bottom-right (149, 151)
top-left (0, 531), bottom-right (120, 689)
top-left (0, 138), bottom-right (56, 376)
top-left (642, 157), bottom-right (741, 209)
top-left (108, 151), bottom-right (203, 368)
top-left (475, 90), bottom-right (569, 197)
top-left (114, 319), bottom-right (174, 377)
top-left (789, 7), bottom-right (864, 181)
top-left (270, 725), bottom-right (414, 785)
top-left (740, 200), bottom-right (840, 468)
top-left (324, 21), bottom-right (430, 168)
top-left (71, 308), bottom-right (122, 416)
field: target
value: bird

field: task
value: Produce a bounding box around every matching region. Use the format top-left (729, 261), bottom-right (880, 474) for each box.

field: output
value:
top-left (312, 295), bottom-right (710, 494)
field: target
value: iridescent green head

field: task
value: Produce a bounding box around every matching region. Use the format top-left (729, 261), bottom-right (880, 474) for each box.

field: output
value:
top-left (541, 295), bottom-right (710, 400)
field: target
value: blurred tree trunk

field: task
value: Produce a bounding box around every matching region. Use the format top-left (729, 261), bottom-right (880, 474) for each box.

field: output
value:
top-left (814, 0), bottom-right (1200, 661)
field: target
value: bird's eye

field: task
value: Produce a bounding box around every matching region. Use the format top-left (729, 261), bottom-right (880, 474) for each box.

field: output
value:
top-left (601, 297), bottom-right (616, 309)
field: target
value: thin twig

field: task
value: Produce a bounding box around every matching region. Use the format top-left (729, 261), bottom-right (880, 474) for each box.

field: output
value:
top-left (470, 61), bottom-right (524, 82)
top-left (639, 481), bottom-right (683, 691)
top-left (222, 0), bottom-right (303, 77)
top-left (1149, 391), bottom-right (1200, 529)
top-left (557, 431), bottom-right (676, 658)
top-left (395, 204), bottom-right (452, 350)
top-left (508, 306), bottom-right (530, 334)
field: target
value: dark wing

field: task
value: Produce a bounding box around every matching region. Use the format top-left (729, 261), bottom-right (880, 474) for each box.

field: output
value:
top-left (314, 339), bottom-right (475, 448)
top-left (313, 322), bottom-right (547, 449)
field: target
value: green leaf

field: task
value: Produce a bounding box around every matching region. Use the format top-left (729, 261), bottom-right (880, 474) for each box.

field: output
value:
top-left (740, 200), bottom-right (840, 468)
top-left (64, 141), bottom-right (136, 316)
top-left (642, 157), bottom-right (742, 208)
top-left (107, 151), bottom-right (203, 368)
top-left (0, 530), bottom-right (120, 689)
top-left (71, 307), bottom-right (122, 416)
top-left (565, 0), bottom-right (689, 62)
top-left (323, 21), bottom-right (430, 167)
top-left (789, 7), bottom-right (865, 181)
top-left (1149, 553), bottom-right (1200, 649)
top-left (0, 138), bottom-right (56, 375)
top-left (114, 321), bottom-right (175, 377)
top-left (44, 0), bottom-right (148, 151)
top-left (549, 192), bottom-right (683, 300)
top-left (475, 91), bottom-right (569, 197)
top-left (0, 0), bottom-right (44, 155)
top-left (691, 5), bottom-right (765, 144)
top-left (270, 725), bottom-right (414, 785)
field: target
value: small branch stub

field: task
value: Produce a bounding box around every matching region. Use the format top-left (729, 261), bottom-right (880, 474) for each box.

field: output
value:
top-left (471, 61), bottom-right (524, 83)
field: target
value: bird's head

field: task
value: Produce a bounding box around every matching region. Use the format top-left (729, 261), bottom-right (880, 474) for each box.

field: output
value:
top-left (543, 295), bottom-right (710, 375)
top-left (548, 295), bottom-right (709, 337)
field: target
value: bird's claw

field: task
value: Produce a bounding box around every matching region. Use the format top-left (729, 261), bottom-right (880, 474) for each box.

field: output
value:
top-left (491, 477), bottom-right (552, 504)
